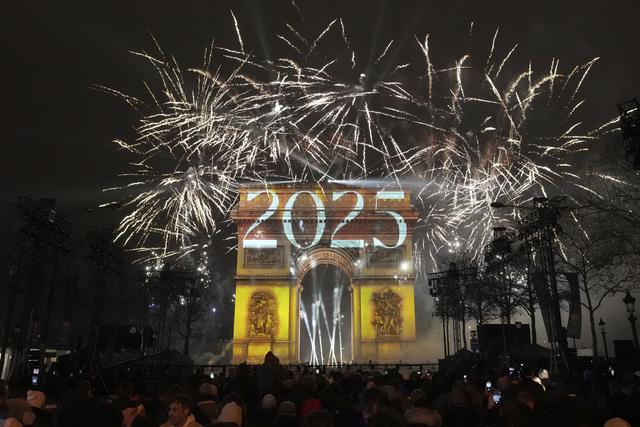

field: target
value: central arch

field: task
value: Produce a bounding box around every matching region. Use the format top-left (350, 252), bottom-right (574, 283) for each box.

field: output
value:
top-left (298, 264), bottom-right (352, 364)
top-left (295, 247), bottom-right (356, 279)
top-left (295, 248), bottom-right (355, 363)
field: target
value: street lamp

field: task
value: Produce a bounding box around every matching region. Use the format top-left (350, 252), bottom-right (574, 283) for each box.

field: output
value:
top-left (622, 291), bottom-right (639, 348)
top-left (598, 318), bottom-right (609, 359)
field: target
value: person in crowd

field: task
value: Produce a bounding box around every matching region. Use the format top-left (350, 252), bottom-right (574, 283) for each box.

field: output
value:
top-left (195, 383), bottom-right (218, 423)
top-left (215, 393), bottom-right (247, 427)
top-left (141, 382), bottom-right (168, 427)
top-left (365, 408), bottom-right (405, 427)
top-left (4, 350), bottom-right (639, 427)
top-left (361, 387), bottom-right (388, 422)
top-left (58, 379), bottom-right (122, 427)
top-left (162, 395), bottom-right (202, 427)
top-left (25, 390), bottom-right (54, 427)
top-left (405, 406), bottom-right (442, 427)
top-left (272, 401), bottom-right (299, 427)
top-left (257, 394), bottom-right (277, 427)
top-left (112, 382), bottom-right (137, 412)
top-left (3, 399), bottom-right (35, 427)
top-left (301, 410), bottom-right (333, 427)
top-left (0, 381), bottom-right (9, 425)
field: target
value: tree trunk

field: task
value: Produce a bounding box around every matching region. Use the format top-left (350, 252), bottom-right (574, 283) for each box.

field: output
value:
top-left (529, 308), bottom-right (537, 345)
top-left (40, 253), bottom-right (59, 370)
top-left (183, 309), bottom-right (192, 357)
top-left (584, 290), bottom-right (599, 358)
top-left (527, 284), bottom-right (537, 344)
top-left (461, 312), bottom-right (467, 349)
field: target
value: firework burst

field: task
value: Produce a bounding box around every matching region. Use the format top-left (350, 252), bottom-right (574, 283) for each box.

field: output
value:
top-left (105, 13), bottom-right (604, 265)
top-left (406, 30), bottom-right (602, 267)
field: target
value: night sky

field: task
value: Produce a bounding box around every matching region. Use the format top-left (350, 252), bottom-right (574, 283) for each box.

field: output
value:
top-left (4, 0), bottom-right (640, 358)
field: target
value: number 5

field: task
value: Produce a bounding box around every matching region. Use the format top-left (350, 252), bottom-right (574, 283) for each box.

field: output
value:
top-left (373, 191), bottom-right (406, 248)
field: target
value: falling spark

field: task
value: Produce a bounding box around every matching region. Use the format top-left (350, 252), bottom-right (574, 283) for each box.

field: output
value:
top-left (230, 10), bottom-right (244, 53)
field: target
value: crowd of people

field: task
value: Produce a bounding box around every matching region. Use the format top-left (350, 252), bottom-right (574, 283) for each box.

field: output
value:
top-left (1, 351), bottom-right (639, 427)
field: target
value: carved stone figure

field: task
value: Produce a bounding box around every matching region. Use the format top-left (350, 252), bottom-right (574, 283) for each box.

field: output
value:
top-left (372, 288), bottom-right (403, 336)
top-left (248, 291), bottom-right (277, 337)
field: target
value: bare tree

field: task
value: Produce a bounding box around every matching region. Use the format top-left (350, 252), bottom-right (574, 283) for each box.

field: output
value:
top-left (483, 230), bottom-right (531, 334)
top-left (516, 269), bottom-right (540, 345)
top-left (559, 208), bottom-right (640, 357)
top-left (465, 274), bottom-right (499, 326)
top-left (586, 160), bottom-right (640, 232)
top-left (0, 206), bottom-right (28, 375)
top-left (145, 248), bottom-right (213, 358)
top-left (174, 275), bottom-right (211, 357)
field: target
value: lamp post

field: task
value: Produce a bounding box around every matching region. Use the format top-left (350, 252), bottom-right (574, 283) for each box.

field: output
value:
top-left (623, 291), bottom-right (639, 348)
top-left (598, 318), bottom-right (609, 359)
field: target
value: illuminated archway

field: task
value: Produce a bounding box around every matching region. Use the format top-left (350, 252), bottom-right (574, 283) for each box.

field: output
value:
top-left (231, 184), bottom-right (418, 364)
top-left (295, 247), bottom-right (356, 279)
top-left (298, 262), bottom-right (352, 364)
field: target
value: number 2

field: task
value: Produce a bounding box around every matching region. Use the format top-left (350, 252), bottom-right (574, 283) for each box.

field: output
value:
top-left (244, 190), bottom-right (279, 248)
top-left (330, 191), bottom-right (364, 248)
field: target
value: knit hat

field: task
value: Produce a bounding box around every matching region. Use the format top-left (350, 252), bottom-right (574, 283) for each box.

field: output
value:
top-left (27, 390), bottom-right (46, 409)
top-left (278, 401), bottom-right (296, 416)
top-left (218, 401), bottom-right (243, 426)
top-left (262, 394), bottom-right (277, 409)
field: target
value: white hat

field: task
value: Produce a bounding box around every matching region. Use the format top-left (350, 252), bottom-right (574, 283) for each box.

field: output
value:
top-left (262, 394), bottom-right (276, 409)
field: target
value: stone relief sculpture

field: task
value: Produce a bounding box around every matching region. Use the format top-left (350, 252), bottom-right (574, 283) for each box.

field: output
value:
top-left (248, 291), bottom-right (278, 337)
top-left (244, 247), bottom-right (283, 268)
top-left (372, 288), bottom-right (403, 336)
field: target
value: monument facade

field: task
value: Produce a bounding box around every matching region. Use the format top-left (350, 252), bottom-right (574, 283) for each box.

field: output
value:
top-left (231, 184), bottom-right (418, 363)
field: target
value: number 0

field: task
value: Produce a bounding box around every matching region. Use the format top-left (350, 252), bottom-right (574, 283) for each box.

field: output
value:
top-left (283, 191), bottom-right (326, 249)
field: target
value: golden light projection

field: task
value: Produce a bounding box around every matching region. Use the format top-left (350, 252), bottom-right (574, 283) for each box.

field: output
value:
top-left (372, 288), bottom-right (403, 336)
top-left (232, 184), bottom-right (419, 364)
top-left (248, 291), bottom-right (278, 337)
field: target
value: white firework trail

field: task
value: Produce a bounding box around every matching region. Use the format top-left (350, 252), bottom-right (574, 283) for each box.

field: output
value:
top-left (404, 30), bottom-right (608, 270)
top-left (104, 12), bottom-right (609, 268)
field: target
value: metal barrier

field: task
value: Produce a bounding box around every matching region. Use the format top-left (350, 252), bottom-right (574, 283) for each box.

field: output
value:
top-left (83, 355), bottom-right (439, 382)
